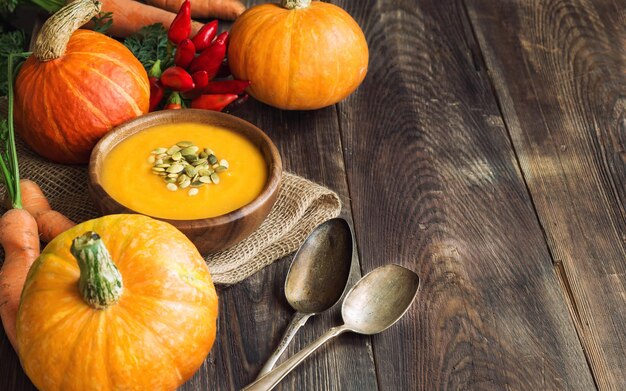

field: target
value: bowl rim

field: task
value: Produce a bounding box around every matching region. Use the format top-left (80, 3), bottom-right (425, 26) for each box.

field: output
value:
top-left (88, 109), bottom-right (283, 228)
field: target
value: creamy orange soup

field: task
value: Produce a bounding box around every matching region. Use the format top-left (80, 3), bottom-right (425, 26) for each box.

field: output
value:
top-left (101, 122), bottom-right (268, 220)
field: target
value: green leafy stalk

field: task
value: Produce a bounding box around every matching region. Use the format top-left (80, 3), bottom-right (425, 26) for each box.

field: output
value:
top-left (91, 11), bottom-right (113, 34)
top-left (0, 51), bottom-right (30, 209)
top-left (1, 0), bottom-right (63, 15)
top-left (123, 23), bottom-right (171, 73)
top-left (0, 30), bottom-right (26, 96)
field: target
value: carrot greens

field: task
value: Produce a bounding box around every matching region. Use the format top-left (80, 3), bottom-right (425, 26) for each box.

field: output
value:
top-left (0, 51), bottom-right (30, 209)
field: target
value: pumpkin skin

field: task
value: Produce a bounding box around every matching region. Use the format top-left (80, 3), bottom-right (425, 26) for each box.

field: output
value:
top-left (14, 30), bottom-right (150, 164)
top-left (228, 1), bottom-right (369, 110)
top-left (16, 214), bottom-right (218, 391)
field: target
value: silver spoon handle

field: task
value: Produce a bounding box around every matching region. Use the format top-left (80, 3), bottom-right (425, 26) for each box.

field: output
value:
top-left (242, 325), bottom-right (348, 391)
top-left (256, 311), bottom-right (312, 378)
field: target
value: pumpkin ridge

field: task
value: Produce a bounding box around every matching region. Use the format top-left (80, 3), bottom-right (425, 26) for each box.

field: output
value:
top-left (113, 303), bottom-right (183, 384)
top-left (87, 68), bottom-right (143, 116)
top-left (41, 65), bottom-right (79, 161)
top-left (44, 312), bottom-right (93, 390)
top-left (67, 51), bottom-right (150, 98)
top-left (55, 68), bottom-right (113, 130)
top-left (18, 305), bottom-right (82, 358)
top-left (59, 311), bottom-right (100, 390)
top-left (238, 7), bottom-right (280, 82)
top-left (47, 64), bottom-right (102, 156)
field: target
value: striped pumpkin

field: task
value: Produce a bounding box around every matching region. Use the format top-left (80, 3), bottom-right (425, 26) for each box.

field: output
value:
top-left (14, 0), bottom-right (149, 164)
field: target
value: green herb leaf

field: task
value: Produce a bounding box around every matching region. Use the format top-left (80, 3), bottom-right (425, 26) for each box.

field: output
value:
top-left (91, 11), bottom-right (113, 34)
top-left (123, 23), bottom-right (172, 73)
top-left (0, 30), bottom-right (26, 96)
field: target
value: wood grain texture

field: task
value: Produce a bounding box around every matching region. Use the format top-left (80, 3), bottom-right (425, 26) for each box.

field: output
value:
top-left (467, 0), bottom-right (626, 388)
top-left (179, 98), bottom-right (378, 389)
top-left (335, 0), bottom-right (595, 389)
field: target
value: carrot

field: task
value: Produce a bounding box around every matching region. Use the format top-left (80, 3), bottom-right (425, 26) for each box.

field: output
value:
top-left (146, 0), bottom-right (245, 20)
top-left (0, 209), bottom-right (40, 350)
top-left (18, 179), bottom-right (51, 219)
top-left (17, 180), bottom-right (76, 243)
top-left (95, 0), bottom-right (205, 37)
top-left (37, 210), bottom-right (76, 243)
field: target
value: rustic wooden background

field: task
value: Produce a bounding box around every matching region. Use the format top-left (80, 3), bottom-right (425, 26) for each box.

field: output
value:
top-left (2, 0), bottom-right (626, 389)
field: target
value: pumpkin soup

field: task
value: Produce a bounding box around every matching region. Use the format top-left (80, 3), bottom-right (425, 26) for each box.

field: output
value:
top-left (101, 122), bottom-right (268, 220)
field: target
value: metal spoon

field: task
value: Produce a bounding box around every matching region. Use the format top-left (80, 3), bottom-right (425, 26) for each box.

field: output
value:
top-left (256, 218), bottom-right (353, 378)
top-left (243, 264), bottom-right (420, 391)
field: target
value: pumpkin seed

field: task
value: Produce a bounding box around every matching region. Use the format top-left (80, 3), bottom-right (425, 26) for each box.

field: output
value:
top-left (208, 154), bottom-right (218, 165)
top-left (172, 151), bottom-right (183, 161)
top-left (191, 180), bottom-right (203, 187)
top-left (156, 163), bottom-right (170, 168)
top-left (147, 155), bottom-right (156, 164)
top-left (152, 167), bottom-right (166, 172)
top-left (167, 173), bottom-right (179, 178)
top-left (188, 188), bottom-right (199, 196)
top-left (184, 154), bottom-right (198, 163)
top-left (192, 158), bottom-right (207, 166)
top-left (180, 146), bottom-right (199, 156)
top-left (178, 174), bottom-right (190, 183)
top-left (167, 164), bottom-right (184, 173)
top-left (199, 151), bottom-right (208, 159)
top-left (155, 158), bottom-right (164, 165)
top-left (199, 176), bottom-right (212, 184)
top-left (166, 183), bottom-right (178, 191)
top-left (184, 165), bottom-right (197, 177)
top-left (165, 177), bottom-right (177, 183)
top-left (215, 165), bottom-right (227, 173)
top-left (210, 173), bottom-right (220, 184)
top-left (152, 147), bottom-right (167, 155)
top-left (176, 141), bottom-right (194, 148)
top-left (167, 145), bottom-right (181, 155)
top-left (198, 168), bottom-right (212, 176)
top-left (219, 159), bottom-right (229, 168)
top-left (180, 178), bottom-right (191, 189)
top-left (204, 148), bottom-right (214, 155)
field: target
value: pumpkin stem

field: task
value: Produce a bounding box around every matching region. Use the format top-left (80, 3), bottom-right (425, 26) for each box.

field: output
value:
top-left (32, 0), bottom-right (101, 62)
top-left (71, 231), bottom-right (123, 309)
top-left (281, 0), bottom-right (311, 9)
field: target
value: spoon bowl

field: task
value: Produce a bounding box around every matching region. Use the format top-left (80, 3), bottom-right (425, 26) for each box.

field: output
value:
top-left (256, 218), bottom-right (353, 378)
top-left (342, 264), bottom-right (419, 335)
top-left (285, 218), bottom-right (353, 313)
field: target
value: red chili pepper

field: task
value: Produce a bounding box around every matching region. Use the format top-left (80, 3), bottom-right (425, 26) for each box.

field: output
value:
top-left (192, 20), bottom-right (218, 52)
top-left (192, 71), bottom-right (209, 90)
top-left (181, 71), bottom-right (209, 100)
top-left (191, 94), bottom-right (238, 112)
top-left (189, 31), bottom-right (229, 78)
top-left (204, 80), bottom-right (250, 95)
top-left (160, 66), bottom-right (195, 91)
top-left (148, 60), bottom-right (164, 111)
top-left (168, 0), bottom-right (191, 45)
top-left (174, 39), bottom-right (196, 68)
top-left (165, 92), bottom-right (183, 110)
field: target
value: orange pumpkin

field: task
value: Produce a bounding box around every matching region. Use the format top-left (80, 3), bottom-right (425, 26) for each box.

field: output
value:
top-left (14, 0), bottom-right (149, 164)
top-left (227, 0), bottom-right (369, 110)
top-left (16, 214), bottom-right (218, 390)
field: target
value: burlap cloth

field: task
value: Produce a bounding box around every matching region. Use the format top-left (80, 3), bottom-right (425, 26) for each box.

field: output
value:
top-left (0, 133), bottom-right (341, 285)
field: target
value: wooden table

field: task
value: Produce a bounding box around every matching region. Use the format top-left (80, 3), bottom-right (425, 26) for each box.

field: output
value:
top-left (2, 0), bottom-right (626, 389)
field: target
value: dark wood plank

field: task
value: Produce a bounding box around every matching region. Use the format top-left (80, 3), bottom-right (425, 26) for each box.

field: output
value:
top-left (467, 0), bottom-right (626, 388)
top-left (182, 97), bottom-right (378, 390)
top-left (334, 0), bottom-right (596, 389)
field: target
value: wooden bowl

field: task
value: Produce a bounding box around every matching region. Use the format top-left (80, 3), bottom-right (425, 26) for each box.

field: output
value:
top-left (88, 109), bottom-right (282, 254)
